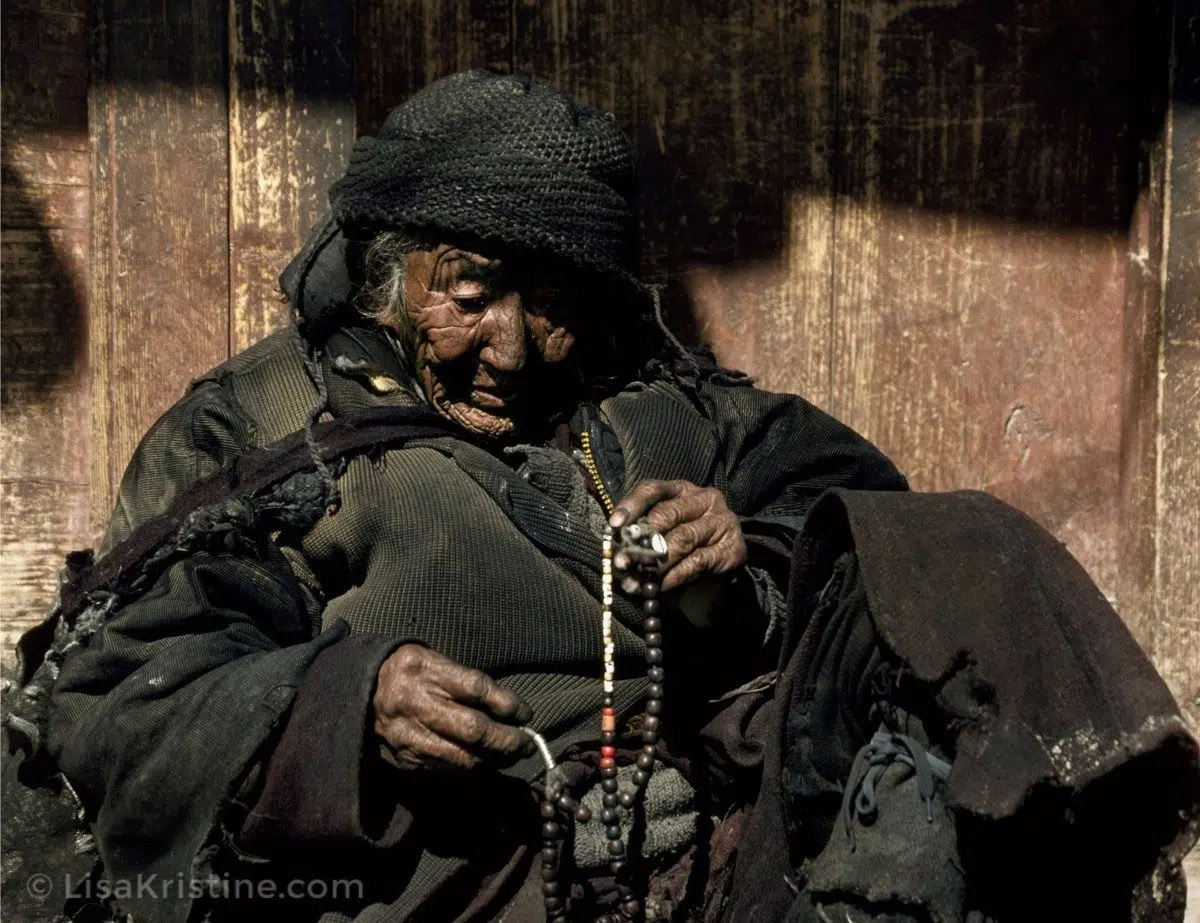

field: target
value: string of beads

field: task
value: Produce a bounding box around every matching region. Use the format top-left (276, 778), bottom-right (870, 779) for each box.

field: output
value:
top-left (537, 522), bottom-right (668, 923)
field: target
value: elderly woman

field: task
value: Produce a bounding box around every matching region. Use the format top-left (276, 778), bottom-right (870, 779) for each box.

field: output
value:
top-left (8, 71), bottom-right (1197, 923)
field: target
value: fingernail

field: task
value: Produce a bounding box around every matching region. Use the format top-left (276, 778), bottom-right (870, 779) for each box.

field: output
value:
top-left (609, 509), bottom-right (628, 528)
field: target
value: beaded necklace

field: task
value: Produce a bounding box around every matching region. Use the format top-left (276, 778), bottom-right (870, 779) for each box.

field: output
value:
top-left (528, 521), bottom-right (668, 923)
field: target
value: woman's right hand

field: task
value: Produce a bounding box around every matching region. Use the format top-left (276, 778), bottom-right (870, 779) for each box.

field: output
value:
top-left (373, 643), bottom-right (534, 772)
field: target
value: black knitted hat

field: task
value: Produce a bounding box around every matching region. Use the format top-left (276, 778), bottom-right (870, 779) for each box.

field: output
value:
top-left (329, 70), bottom-right (640, 279)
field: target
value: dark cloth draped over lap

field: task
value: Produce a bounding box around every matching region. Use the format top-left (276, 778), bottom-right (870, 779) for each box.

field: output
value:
top-left (723, 488), bottom-right (1200, 922)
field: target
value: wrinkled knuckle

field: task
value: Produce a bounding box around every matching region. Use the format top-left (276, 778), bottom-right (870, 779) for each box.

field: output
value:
top-left (677, 521), bottom-right (702, 550)
top-left (378, 718), bottom-right (412, 751)
top-left (391, 644), bottom-right (426, 676)
top-left (469, 670), bottom-right (492, 702)
top-left (461, 711), bottom-right (490, 745)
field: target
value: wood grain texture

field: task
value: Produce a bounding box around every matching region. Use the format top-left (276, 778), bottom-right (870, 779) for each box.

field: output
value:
top-left (1119, 132), bottom-right (1169, 658)
top-left (512, 0), bottom-right (840, 403)
top-left (1, 0), bottom-right (92, 643)
top-left (89, 0), bottom-right (230, 527)
top-left (825, 0), bottom-right (1143, 602)
top-left (0, 0), bottom-right (88, 142)
top-left (355, 0), bottom-right (512, 136)
top-left (1154, 3), bottom-right (1199, 728)
top-left (0, 482), bottom-right (92, 653)
top-left (229, 0), bottom-right (355, 353)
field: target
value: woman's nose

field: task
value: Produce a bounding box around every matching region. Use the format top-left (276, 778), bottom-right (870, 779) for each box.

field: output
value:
top-left (479, 293), bottom-right (528, 372)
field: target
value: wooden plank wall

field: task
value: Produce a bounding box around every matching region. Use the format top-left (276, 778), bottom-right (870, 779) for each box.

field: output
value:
top-left (1155, 3), bottom-right (1199, 739)
top-left (0, 0), bottom-right (1194, 740)
top-left (1119, 0), bottom-right (1200, 741)
top-left (1, 0), bottom-right (92, 664)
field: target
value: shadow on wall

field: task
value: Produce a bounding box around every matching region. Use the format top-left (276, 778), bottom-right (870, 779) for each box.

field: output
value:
top-left (0, 155), bottom-right (88, 415)
top-left (4, 0), bottom-right (1175, 384)
top-left (625, 0), bottom-right (1173, 342)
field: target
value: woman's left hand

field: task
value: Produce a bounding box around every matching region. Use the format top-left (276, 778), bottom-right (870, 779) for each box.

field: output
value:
top-left (609, 479), bottom-right (747, 592)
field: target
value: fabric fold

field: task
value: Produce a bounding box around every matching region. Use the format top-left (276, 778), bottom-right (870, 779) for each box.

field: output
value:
top-left (239, 630), bottom-right (415, 852)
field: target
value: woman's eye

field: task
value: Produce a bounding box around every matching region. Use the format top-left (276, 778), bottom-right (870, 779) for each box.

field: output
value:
top-left (454, 296), bottom-right (488, 312)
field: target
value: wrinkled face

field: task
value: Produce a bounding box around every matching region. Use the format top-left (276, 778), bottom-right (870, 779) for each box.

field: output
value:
top-left (399, 244), bottom-right (579, 438)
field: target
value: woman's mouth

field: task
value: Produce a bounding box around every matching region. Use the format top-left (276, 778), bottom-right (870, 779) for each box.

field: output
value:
top-left (469, 385), bottom-right (522, 409)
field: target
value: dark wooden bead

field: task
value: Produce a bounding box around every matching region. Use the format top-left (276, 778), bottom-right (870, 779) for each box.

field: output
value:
top-left (622, 899), bottom-right (642, 916)
top-left (603, 694), bottom-right (615, 708)
top-left (607, 839), bottom-right (627, 856)
top-left (636, 752), bottom-right (655, 770)
top-left (601, 764), bottom-right (618, 778)
top-left (609, 860), bottom-right (626, 876)
top-left (643, 598), bottom-right (660, 615)
top-left (644, 616), bottom-right (662, 633)
top-left (619, 791), bottom-right (635, 808)
top-left (647, 683), bottom-right (663, 698)
top-left (645, 647), bottom-right (663, 664)
top-left (644, 632), bottom-right (662, 647)
top-left (602, 777), bottom-right (619, 793)
top-left (648, 666), bottom-right (664, 682)
top-left (541, 802), bottom-right (558, 819)
top-left (601, 808), bottom-right (619, 824)
top-left (603, 792), bottom-right (620, 808)
top-left (646, 698), bottom-right (663, 715)
top-left (541, 821), bottom-right (562, 839)
top-left (544, 895), bottom-right (564, 912)
top-left (541, 865), bottom-right (558, 881)
top-left (575, 804), bottom-right (592, 823)
top-left (606, 824), bottom-right (622, 839)
top-left (642, 744), bottom-right (656, 757)
top-left (642, 582), bottom-right (660, 598)
top-left (642, 716), bottom-right (660, 734)
top-left (542, 881), bottom-right (560, 896)
top-left (541, 846), bottom-right (558, 863)
top-left (556, 793), bottom-right (575, 812)
top-left (601, 730), bottom-right (616, 745)
top-left (632, 769), bottom-right (649, 786)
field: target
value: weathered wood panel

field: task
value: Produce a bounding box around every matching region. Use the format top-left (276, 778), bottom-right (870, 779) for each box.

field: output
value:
top-left (1, 144), bottom-right (90, 229)
top-left (826, 0), bottom-right (1142, 602)
top-left (512, 0), bottom-right (840, 402)
top-left (89, 0), bottom-right (230, 527)
top-left (1154, 3), bottom-right (1199, 728)
top-left (1119, 120), bottom-right (1170, 665)
top-left (229, 0), bottom-right (356, 352)
top-left (355, 0), bottom-right (512, 136)
top-left (1, 0), bottom-right (91, 652)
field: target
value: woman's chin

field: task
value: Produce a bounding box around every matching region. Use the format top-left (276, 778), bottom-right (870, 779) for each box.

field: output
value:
top-left (436, 397), bottom-right (519, 438)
